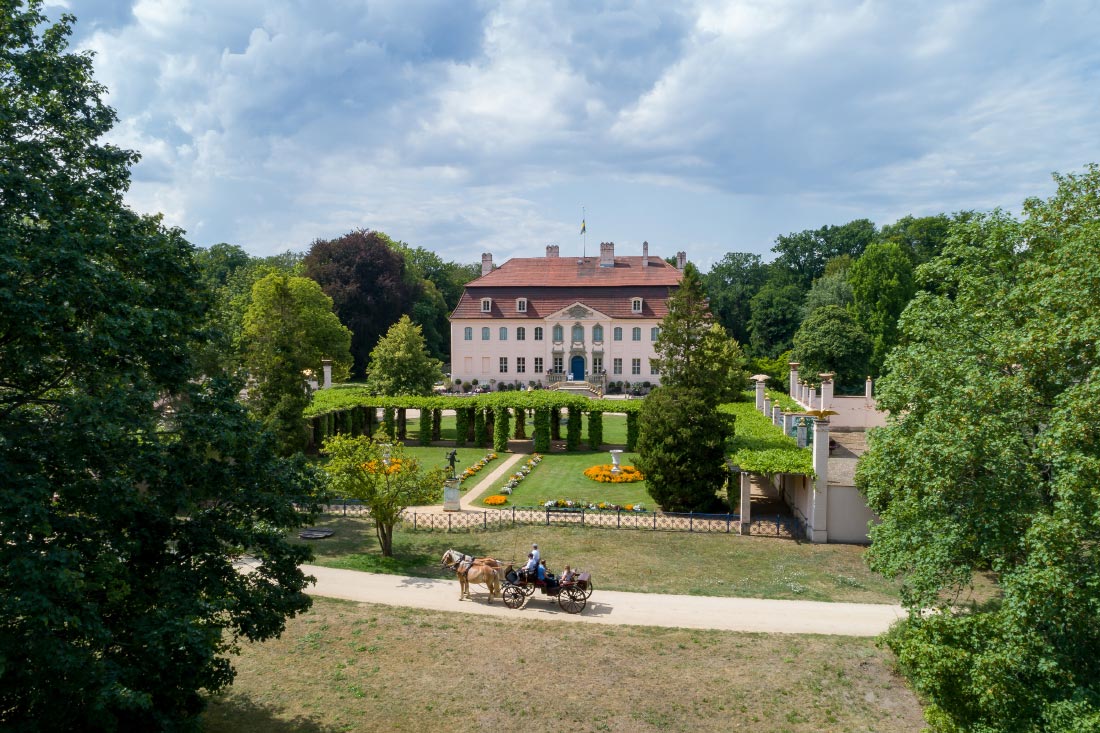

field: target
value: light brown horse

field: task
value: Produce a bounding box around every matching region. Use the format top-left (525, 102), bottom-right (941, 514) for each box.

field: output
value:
top-left (441, 549), bottom-right (503, 602)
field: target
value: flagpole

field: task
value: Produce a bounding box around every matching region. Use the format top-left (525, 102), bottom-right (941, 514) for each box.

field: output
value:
top-left (582, 206), bottom-right (586, 259)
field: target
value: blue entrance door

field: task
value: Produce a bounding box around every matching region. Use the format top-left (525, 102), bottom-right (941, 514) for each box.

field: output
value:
top-left (570, 356), bottom-right (585, 381)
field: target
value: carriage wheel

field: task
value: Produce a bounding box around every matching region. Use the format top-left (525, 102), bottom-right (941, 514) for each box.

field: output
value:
top-left (580, 579), bottom-right (594, 599)
top-left (558, 586), bottom-right (586, 614)
top-left (521, 583), bottom-right (536, 597)
top-left (502, 585), bottom-right (525, 610)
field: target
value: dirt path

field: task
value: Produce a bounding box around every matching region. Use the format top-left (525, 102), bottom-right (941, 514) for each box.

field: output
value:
top-left (284, 563), bottom-right (904, 637)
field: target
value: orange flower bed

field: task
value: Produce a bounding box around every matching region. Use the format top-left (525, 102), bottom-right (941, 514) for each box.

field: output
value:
top-left (361, 458), bottom-right (406, 475)
top-left (483, 494), bottom-right (509, 506)
top-left (583, 464), bottom-right (645, 483)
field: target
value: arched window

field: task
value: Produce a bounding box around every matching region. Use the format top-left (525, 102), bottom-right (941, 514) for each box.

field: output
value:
top-left (482, 327), bottom-right (490, 340)
top-left (632, 327), bottom-right (641, 341)
top-left (534, 327), bottom-right (544, 341)
top-left (592, 324), bottom-right (604, 342)
top-left (517, 327), bottom-right (526, 341)
top-left (464, 326), bottom-right (472, 341)
top-left (613, 327), bottom-right (623, 341)
top-left (499, 326), bottom-right (508, 341)
top-left (552, 324), bottom-right (563, 342)
top-left (572, 324), bottom-right (584, 342)
top-left (651, 326), bottom-right (660, 340)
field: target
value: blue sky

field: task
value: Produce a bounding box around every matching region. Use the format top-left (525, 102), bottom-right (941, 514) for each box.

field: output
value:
top-left (62, 0), bottom-right (1100, 271)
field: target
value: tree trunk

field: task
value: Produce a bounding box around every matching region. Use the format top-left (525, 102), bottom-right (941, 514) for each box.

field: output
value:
top-left (377, 521), bottom-right (394, 557)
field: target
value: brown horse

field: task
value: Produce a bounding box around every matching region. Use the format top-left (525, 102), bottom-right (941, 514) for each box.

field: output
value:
top-left (441, 549), bottom-right (503, 602)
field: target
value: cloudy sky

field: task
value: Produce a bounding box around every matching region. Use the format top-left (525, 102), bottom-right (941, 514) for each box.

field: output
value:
top-left (63, 0), bottom-right (1099, 270)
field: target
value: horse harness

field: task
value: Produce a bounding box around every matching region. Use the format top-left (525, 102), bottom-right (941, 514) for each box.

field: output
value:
top-left (444, 551), bottom-right (477, 576)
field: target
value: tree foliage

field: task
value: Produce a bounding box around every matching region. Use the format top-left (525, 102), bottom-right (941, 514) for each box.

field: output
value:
top-left (241, 273), bottom-right (352, 453)
top-left (747, 279), bottom-right (803, 358)
top-left (702, 251), bottom-right (768, 346)
top-left (848, 241), bottom-right (915, 377)
top-left (0, 5), bottom-right (320, 728)
top-left (857, 165), bottom-right (1100, 731)
top-left (652, 267), bottom-right (746, 403)
top-left (800, 270), bottom-right (853, 321)
top-left (322, 435), bottom-right (444, 557)
top-left (639, 267), bottom-right (740, 511)
top-left (364, 315), bottom-right (442, 396)
top-left (302, 229), bottom-right (417, 377)
top-left (791, 305), bottom-right (871, 387)
top-left (771, 219), bottom-right (876, 287)
top-left (636, 388), bottom-right (732, 512)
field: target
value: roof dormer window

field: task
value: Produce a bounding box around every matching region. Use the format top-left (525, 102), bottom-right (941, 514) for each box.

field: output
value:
top-left (481, 298), bottom-right (492, 313)
top-left (631, 298), bottom-right (643, 313)
top-left (516, 298), bottom-right (527, 313)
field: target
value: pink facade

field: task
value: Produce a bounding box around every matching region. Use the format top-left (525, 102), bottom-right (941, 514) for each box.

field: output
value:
top-left (449, 243), bottom-right (684, 387)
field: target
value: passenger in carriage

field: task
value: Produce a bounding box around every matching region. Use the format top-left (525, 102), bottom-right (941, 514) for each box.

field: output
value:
top-left (536, 559), bottom-right (547, 584)
top-left (521, 552), bottom-right (537, 582)
top-left (560, 565), bottom-right (574, 585)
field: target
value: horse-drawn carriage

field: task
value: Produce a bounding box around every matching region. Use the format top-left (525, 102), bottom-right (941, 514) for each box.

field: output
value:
top-left (501, 565), bottom-right (593, 614)
top-left (441, 548), bottom-right (592, 614)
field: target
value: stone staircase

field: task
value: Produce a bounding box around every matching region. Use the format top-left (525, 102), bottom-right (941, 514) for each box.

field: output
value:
top-left (549, 380), bottom-right (602, 397)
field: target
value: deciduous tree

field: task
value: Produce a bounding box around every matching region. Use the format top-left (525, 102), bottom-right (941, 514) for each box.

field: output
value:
top-left (241, 273), bottom-right (352, 452)
top-left (857, 165), bottom-right (1100, 731)
top-left (702, 252), bottom-right (768, 346)
top-left (848, 241), bottom-right (915, 376)
top-left (364, 315), bottom-right (443, 396)
top-left (322, 435), bottom-right (445, 556)
top-left (0, 5), bottom-right (320, 728)
top-left (303, 229), bottom-right (417, 376)
top-left (747, 279), bottom-right (803, 358)
top-left (791, 305), bottom-right (870, 387)
top-left (771, 219), bottom-right (876, 287)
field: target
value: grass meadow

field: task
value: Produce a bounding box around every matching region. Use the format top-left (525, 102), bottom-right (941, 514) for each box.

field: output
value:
top-left (201, 597), bottom-right (925, 733)
top-left (291, 519), bottom-right (903, 604)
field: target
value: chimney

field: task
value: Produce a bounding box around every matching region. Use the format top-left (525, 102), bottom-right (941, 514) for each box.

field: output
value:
top-left (642, 241), bottom-right (649, 267)
top-left (546, 244), bottom-right (559, 258)
top-left (676, 251), bottom-right (686, 270)
top-left (481, 252), bottom-right (493, 276)
top-left (599, 241), bottom-right (615, 268)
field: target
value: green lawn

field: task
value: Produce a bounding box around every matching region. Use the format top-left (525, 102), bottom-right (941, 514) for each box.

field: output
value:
top-left (292, 518), bottom-right (902, 604)
top-left (474, 450), bottom-right (652, 508)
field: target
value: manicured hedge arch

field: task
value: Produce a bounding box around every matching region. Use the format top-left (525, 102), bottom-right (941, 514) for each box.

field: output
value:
top-left (303, 388), bottom-right (642, 453)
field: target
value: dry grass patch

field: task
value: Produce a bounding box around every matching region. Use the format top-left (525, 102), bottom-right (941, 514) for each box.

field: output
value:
top-left (203, 597), bottom-right (924, 733)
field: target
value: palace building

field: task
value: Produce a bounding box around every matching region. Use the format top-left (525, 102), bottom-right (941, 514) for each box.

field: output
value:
top-left (449, 242), bottom-right (686, 391)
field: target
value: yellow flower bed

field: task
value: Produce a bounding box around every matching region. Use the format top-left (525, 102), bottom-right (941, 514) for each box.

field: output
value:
top-left (583, 464), bottom-right (645, 483)
top-left (483, 494), bottom-right (509, 506)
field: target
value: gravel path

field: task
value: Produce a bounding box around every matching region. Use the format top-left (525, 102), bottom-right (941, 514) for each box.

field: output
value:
top-left (290, 563), bottom-right (904, 637)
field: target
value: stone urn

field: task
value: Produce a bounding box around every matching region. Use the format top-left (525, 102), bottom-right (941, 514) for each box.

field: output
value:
top-left (609, 449), bottom-right (624, 474)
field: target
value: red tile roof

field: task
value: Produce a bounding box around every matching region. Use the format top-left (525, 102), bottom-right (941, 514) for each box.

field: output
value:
top-left (452, 286), bottom-right (676, 319)
top-left (452, 255), bottom-right (683, 320)
top-left (471, 255), bottom-right (682, 288)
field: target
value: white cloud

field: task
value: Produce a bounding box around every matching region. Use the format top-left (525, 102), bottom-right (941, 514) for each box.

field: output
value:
top-left (66, 0), bottom-right (1100, 264)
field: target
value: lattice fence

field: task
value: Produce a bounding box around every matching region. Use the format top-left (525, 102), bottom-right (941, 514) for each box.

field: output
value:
top-left (316, 502), bottom-right (803, 539)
